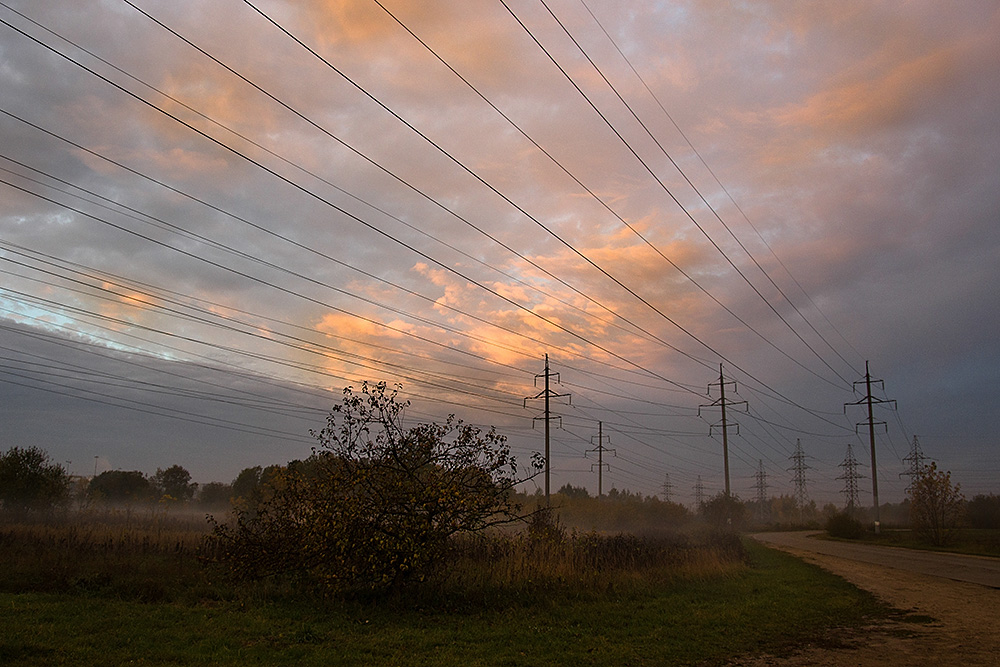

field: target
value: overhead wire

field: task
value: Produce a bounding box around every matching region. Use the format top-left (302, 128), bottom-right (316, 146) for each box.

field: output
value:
top-left (236, 0), bottom-right (856, 426)
top-left (527, 0), bottom-right (856, 386)
top-left (0, 9), bottom-right (714, 402)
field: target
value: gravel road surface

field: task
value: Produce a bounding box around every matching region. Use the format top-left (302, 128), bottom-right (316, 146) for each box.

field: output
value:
top-left (737, 531), bottom-right (1000, 666)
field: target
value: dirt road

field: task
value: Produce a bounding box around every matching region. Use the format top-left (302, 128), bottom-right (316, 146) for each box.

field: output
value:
top-left (742, 532), bottom-right (1000, 666)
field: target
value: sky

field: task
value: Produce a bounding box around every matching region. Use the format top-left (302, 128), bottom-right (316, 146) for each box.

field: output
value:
top-left (1, 0), bottom-right (998, 507)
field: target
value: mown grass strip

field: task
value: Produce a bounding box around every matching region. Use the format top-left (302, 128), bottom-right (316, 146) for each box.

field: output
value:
top-left (1, 541), bottom-right (891, 666)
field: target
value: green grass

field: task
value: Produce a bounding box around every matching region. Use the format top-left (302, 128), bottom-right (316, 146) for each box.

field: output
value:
top-left (825, 528), bottom-right (1000, 558)
top-left (0, 541), bottom-right (892, 666)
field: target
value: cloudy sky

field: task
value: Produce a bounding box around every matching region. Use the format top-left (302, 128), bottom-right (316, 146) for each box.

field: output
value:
top-left (1, 0), bottom-right (998, 506)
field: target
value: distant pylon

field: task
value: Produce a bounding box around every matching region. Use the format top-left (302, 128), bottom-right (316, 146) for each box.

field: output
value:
top-left (900, 435), bottom-right (932, 495)
top-left (661, 473), bottom-right (673, 503)
top-left (788, 439), bottom-right (811, 517)
top-left (694, 475), bottom-right (706, 509)
top-left (754, 460), bottom-right (769, 522)
top-left (837, 444), bottom-right (865, 513)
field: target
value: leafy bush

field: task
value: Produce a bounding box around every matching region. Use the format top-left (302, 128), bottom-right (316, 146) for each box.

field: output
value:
top-left (825, 511), bottom-right (865, 539)
top-left (209, 382), bottom-right (540, 593)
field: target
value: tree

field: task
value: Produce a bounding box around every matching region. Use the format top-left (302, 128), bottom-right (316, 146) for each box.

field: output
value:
top-left (700, 493), bottom-right (748, 531)
top-left (197, 482), bottom-right (233, 509)
top-left (556, 483), bottom-right (590, 499)
top-left (152, 464), bottom-right (197, 503)
top-left (966, 494), bottom-right (1000, 530)
top-left (211, 382), bottom-right (540, 592)
top-left (230, 464), bottom-right (284, 510)
top-left (909, 462), bottom-right (964, 546)
top-left (0, 446), bottom-right (70, 511)
top-left (87, 470), bottom-right (154, 504)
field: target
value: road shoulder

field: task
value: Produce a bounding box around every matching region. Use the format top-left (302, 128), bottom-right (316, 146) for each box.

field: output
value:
top-left (738, 533), bottom-right (1000, 666)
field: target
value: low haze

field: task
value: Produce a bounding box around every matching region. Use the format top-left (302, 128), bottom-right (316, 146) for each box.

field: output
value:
top-left (2, 0), bottom-right (998, 506)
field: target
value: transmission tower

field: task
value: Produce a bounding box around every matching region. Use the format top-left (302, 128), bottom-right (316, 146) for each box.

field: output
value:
top-left (585, 421), bottom-right (615, 497)
top-left (844, 361), bottom-right (896, 532)
top-left (693, 475), bottom-right (706, 510)
top-left (661, 473), bottom-right (673, 503)
top-left (837, 444), bottom-right (865, 513)
top-left (788, 439), bottom-right (811, 517)
top-left (699, 364), bottom-right (747, 496)
top-left (900, 435), bottom-right (932, 495)
top-left (524, 354), bottom-right (571, 506)
top-left (754, 460), bottom-right (769, 522)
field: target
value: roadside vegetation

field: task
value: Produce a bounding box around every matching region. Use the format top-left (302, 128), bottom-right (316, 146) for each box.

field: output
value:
top-left (823, 466), bottom-right (1000, 557)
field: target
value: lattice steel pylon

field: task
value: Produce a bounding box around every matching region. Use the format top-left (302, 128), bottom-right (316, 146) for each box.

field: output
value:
top-left (900, 435), bottom-right (932, 495)
top-left (694, 475), bottom-right (706, 510)
top-left (661, 473), bottom-right (673, 503)
top-left (788, 439), bottom-right (811, 517)
top-left (837, 444), bottom-right (865, 513)
top-left (753, 459), bottom-right (769, 522)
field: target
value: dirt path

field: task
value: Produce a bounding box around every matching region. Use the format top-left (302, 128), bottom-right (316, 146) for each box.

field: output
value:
top-left (741, 532), bottom-right (1000, 666)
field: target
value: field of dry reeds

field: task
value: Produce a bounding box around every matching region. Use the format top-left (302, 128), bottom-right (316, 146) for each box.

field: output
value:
top-left (0, 505), bottom-right (747, 604)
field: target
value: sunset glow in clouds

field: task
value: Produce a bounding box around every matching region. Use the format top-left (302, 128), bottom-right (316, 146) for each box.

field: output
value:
top-left (2, 0), bottom-right (998, 503)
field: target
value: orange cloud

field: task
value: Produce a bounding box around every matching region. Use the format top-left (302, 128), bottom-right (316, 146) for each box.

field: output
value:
top-left (775, 46), bottom-right (959, 136)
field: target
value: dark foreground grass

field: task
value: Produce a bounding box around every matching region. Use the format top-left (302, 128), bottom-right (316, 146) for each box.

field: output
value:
top-left (0, 541), bottom-right (891, 666)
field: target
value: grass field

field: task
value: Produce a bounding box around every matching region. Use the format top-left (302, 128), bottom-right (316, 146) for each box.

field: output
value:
top-left (1, 510), bottom-right (894, 666)
top-left (827, 527), bottom-right (1000, 558)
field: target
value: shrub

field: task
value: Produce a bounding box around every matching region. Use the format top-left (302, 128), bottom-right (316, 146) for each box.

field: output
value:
top-left (209, 382), bottom-right (540, 593)
top-left (825, 511), bottom-right (865, 539)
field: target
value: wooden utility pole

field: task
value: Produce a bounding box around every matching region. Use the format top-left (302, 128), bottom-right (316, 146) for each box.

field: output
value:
top-left (699, 364), bottom-right (746, 497)
top-left (586, 421), bottom-right (615, 497)
top-left (845, 361), bottom-right (895, 533)
top-left (524, 354), bottom-right (570, 506)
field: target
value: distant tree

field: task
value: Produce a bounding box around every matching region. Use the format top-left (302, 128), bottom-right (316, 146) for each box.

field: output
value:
top-left (211, 382), bottom-right (541, 592)
top-left (910, 463), bottom-right (964, 546)
top-left (701, 493), bottom-right (748, 531)
top-left (197, 482), bottom-right (233, 509)
top-left (152, 465), bottom-right (197, 503)
top-left (230, 466), bottom-right (263, 503)
top-left (556, 483), bottom-right (590, 499)
top-left (966, 494), bottom-right (1000, 530)
top-left (0, 446), bottom-right (70, 511)
top-left (229, 464), bottom-right (284, 511)
top-left (87, 470), bottom-right (154, 504)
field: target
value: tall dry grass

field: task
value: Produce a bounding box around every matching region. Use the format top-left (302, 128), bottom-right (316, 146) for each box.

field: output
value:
top-left (1, 506), bottom-right (749, 604)
top-left (0, 507), bottom-right (215, 601)
top-left (428, 511), bottom-right (749, 603)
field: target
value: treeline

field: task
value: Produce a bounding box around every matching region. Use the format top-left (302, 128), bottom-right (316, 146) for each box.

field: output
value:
top-left (0, 446), bottom-right (230, 510)
top-left (5, 446), bottom-right (1000, 533)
